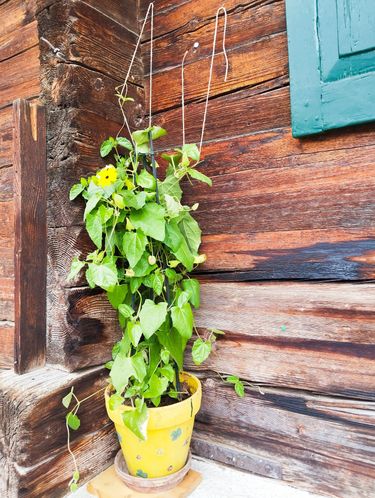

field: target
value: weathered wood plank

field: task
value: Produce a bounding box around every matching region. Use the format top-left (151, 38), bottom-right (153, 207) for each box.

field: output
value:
top-left (148, 32), bottom-right (288, 113)
top-left (155, 81), bottom-right (290, 148)
top-left (192, 376), bottom-right (375, 497)
top-left (0, 277), bottom-right (14, 322)
top-left (0, 322), bottom-right (14, 369)
top-left (84, 0), bottom-right (138, 31)
top-left (0, 45), bottom-right (40, 109)
top-left (183, 146), bottom-right (375, 236)
top-left (13, 99), bottom-right (46, 374)
top-left (45, 63), bottom-right (144, 127)
top-left (141, 0), bottom-right (277, 38)
top-left (39, 0), bottom-right (143, 85)
top-left (186, 282), bottom-right (375, 399)
top-left (47, 286), bottom-right (121, 371)
top-left (0, 366), bottom-right (118, 497)
top-left (142, 1), bottom-right (286, 74)
top-left (0, 19), bottom-right (38, 61)
top-left (0, 106), bottom-right (14, 167)
top-left (46, 110), bottom-right (141, 228)
top-left (200, 229), bottom-right (375, 280)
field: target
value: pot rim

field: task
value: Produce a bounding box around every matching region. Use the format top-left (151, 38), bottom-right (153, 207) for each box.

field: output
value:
top-left (105, 371), bottom-right (202, 417)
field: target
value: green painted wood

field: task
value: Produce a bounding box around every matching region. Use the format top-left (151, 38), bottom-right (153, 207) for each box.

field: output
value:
top-left (286, 0), bottom-right (375, 137)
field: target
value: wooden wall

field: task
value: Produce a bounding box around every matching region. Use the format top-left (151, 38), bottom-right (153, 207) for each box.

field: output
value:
top-left (0, 0), bottom-right (43, 368)
top-left (140, 1), bottom-right (375, 496)
top-left (37, 0), bottom-right (145, 371)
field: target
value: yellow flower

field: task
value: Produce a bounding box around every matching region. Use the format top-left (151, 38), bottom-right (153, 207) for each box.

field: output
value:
top-left (96, 165), bottom-right (117, 187)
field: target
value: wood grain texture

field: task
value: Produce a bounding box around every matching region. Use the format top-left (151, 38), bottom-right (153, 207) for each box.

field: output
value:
top-left (13, 100), bottom-right (47, 374)
top-left (192, 376), bottom-right (375, 498)
top-left (155, 82), bottom-right (290, 148)
top-left (187, 282), bottom-right (375, 399)
top-left (0, 106), bottom-right (13, 167)
top-left (148, 30), bottom-right (288, 113)
top-left (0, 366), bottom-right (118, 497)
top-left (38, 0), bottom-right (143, 85)
top-left (0, 45), bottom-right (40, 109)
top-left (0, 322), bottom-right (14, 368)
top-left (0, 19), bottom-right (38, 62)
top-left (143, 0), bottom-right (286, 74)
top-left (47, 286), bottom-right (121, 371)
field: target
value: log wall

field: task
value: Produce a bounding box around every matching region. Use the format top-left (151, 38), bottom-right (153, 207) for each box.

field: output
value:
top-left (37, 0), bottom-right (145, 370)
top-left (0, 0), bottom-right (42, 368)
top-left (139, 1), bottom-right (375, 496)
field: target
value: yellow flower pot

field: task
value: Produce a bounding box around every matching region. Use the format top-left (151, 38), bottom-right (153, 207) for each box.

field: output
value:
top-left (105, 372), bottom-right (202, 479)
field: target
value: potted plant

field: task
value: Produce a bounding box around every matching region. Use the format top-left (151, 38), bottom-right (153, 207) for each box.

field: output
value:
top-left (63, 121), bottom-right (244, 491)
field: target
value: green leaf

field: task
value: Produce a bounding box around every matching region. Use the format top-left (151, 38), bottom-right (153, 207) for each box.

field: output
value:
top-left (159, 363), bottom-right (175, 382)
top-left (66, 412), bottom-right (80, 430)
top-left (69, 183), bottom-right (84, 200)
top-left (130, 203), bottom-right (166, 241)
top-left (129, 277), bottom-right (143, 293)
top-left (152, 273), bottom-right (164, 296)
top-left (118, 303), bottom-right (134, 318)
top-left (122, 398), bottom-right (149, 440)
top-left (137, 169), bottom-right (156, 190)
top-left (164, 221), bottom-right (183, 252)
top-left (73, 470), bottom-right (80, 482)
top-left (127, 321), bottom-right (143, 347)
top-left (177, 291), bottom-right (190, 307)
top-left (132, 130), bottom-right (148, 146)
top-left (70, 483), bottom-right (78, 492)
top-left (117, 137), bottom-right (133, 151)
top-left (143, 374), bottom-right (169, 399)
top-left (188, 168), bottom-right (212, 186)
top-left (161, 349), bottom-right (170, 364)
top-left (107, 284), bottom-right (128, 309)
top-left (150, 126), bottom-right (167, 140)
top-left (86, 262), bottom-right (118, 291)
top-left (192, 338), bottom-right (211, 365)
top-left (171, 302), bottom-right (194, 339)
top-left (178, 212), bottom-right (201, 254)
top-left (100, 138), bottom-right (115, 157)
top-left (132, 252), bottom-right (156, 277)
top-left (68, 258), bottom-right (86, 281)
top-left (132, 352), bottom-right (147, 382)
top-left (182, 143), bottom-right (200, 162)
top-left (86, 210), bottom-right (103, 249)
top-left (122, 191), bottom-right (147, 210)
top-left (158, 175), bottom-right (182, 201)
top-left (235, 380), bottom-right (245, 398)
top-left (226, 375), bottom-right (239, 384)
top-left (157, 323), bottom-right (187, 371)
top-left (173, 237), bottom-right (195, 272)
top-left (182, 279), bottom-right (200, 308)
top-left (164, 194), bottom-right (183, 219)
top-left (98, 204), bottom-right (114, 224)
top-left (113, 193), bottom-right (125, 209)
top-left (62, 388), bottom-right (74, 409)
top-left (123, 231), bottom-right (148, 267)
top-left (110, 353), bottom-right (137, 394)
top-left (139, 299), bottom-right (168, 339)
top-left (164, 268), bottom-right (182, 283)
top-left (109, 393), bottom-right (124, 411)
top-left (84, 193), bottom-right (102, 220)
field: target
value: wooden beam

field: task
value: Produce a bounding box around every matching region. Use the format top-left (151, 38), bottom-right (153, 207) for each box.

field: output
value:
top-left (13, 99), bottom-right (46, 374)
top-left (0, 366), bottom-right (118, 497)
top-left (187, 281), bottom-right (375, 400)
top-left (192, 375), bottom-right (375, 498)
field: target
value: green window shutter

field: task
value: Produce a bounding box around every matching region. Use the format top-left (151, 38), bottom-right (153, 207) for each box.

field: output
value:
top-left (286, 0), bottom-right (375, 137)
